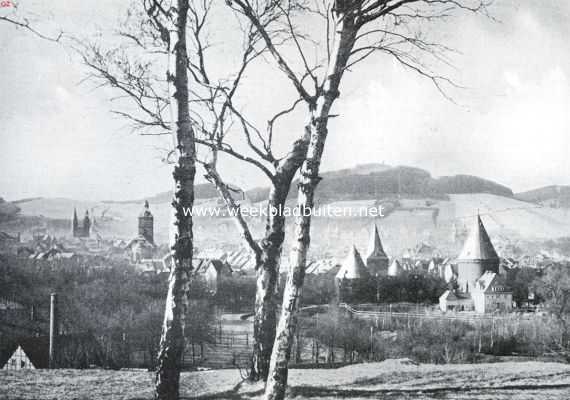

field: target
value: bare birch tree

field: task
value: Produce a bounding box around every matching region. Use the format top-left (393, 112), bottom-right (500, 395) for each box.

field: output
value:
top-left (157, 7), bottom-right (309, 379)
top-left (151, 1), bottom-right (197, 399)
top-left (226, 0), bottom-right (491, 398)
top-left (78, 0), bottom-right (195, 398)
top-left (79, 0), bottom-right (313, 381)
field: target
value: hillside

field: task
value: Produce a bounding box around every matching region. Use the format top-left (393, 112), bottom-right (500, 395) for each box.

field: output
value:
top-left (516, 185), bottom-right (570, 208)
top-left (5, 165), bottom-right (569, 255)
top-left (104, 182), bottom-right (228, 205)
top-left (104, 164), bottom-right (513, 204)
top-left (0, 198), bottom-right (20, 222)
top-left (247, 164), bottom-right (513, 203)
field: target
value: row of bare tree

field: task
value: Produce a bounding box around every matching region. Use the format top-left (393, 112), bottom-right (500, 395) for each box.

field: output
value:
top-left (2, 0), bottom-right (491, 399)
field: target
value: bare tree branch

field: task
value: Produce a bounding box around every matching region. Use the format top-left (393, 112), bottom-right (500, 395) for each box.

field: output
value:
top-left (0, 15), bottom-right (63, 42)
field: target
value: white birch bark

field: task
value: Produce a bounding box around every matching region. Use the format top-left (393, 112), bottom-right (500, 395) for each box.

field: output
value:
top-left (154, 1), bottom-right (196, 399)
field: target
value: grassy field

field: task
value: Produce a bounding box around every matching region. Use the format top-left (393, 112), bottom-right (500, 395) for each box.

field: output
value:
top-left (1, 359), bottom-right (570, 400)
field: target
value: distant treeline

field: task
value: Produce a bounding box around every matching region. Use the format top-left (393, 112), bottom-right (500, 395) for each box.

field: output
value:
top-left (114, 165), bottom-right (515, 206)
top-left (246, 166), bottom-right (514, 203)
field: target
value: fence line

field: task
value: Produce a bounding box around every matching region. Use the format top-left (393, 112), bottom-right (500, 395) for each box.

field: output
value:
top-left (339, 303), bottom-right (533, 323)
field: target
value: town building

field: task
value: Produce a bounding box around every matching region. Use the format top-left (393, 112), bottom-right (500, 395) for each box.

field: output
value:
top-left (439, 214), bottom-right (512, 314)
top-left (138, 200), bottom-right (154, 244)
top-left (470, 271), bottom-right (512, 313)
top-left (126, 201), bottom-right (156, 263)
top-left (1, 335), bottom-right (103, 370)
top-left (336, 246), bottom-right (370, 300)
top-left (438, 290), bottom-right (473, 312)
top-left (456, 214), bottom-right (500, 293)
top-left (2, 345), bottom-right (35, 370)
top-left (193, 258), bottom-right (233, 294)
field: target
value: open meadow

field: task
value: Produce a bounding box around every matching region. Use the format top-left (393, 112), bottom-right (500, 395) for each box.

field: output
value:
top-left (1, 360), bottom-right (569, 400)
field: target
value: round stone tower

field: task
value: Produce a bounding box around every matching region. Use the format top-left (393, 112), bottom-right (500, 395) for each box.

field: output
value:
top-left (456, 214), bottom-right (499, 292)
top-left (138, 200), bottom-right (154, 244)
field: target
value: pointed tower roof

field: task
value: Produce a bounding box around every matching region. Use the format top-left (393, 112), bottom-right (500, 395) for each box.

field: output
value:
top-left (72, 208), bottom-right (78, 221)
top-left (335, 246), bottom-right (369, 280)
top-left (366, 224), bottom-right (388, 260)
top-left (387, 259), bottom-right (402, 277)
top-left (457, 214), bottom-right (499, 261)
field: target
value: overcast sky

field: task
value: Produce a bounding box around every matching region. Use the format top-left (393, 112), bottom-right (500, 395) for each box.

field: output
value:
top-left (1, 0), bottom-right (569, 201)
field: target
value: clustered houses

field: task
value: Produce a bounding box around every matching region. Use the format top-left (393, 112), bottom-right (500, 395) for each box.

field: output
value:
top-left (439, 215), bottom-right (513, 313)
top-left (332, 216), bottom-right (515, 314)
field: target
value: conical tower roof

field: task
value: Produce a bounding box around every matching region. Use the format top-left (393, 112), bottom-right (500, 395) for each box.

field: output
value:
top-left (366, 224), bottom-right (388, 260)
top-left (336, 246), bottom-right (369, 280)
top-left (387, 259), bottom-right (402, 276)
top-left (457, 214), bottom-right (499, 261)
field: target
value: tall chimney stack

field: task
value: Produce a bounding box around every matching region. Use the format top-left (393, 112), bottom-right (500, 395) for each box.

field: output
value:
top-left (49, 293), bottom-right (58, 369)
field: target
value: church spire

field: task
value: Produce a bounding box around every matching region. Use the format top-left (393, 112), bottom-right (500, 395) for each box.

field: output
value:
top-left (366, 224), bottom-right (387, 259)
top-left (72, 208), bottom-right (79, 237)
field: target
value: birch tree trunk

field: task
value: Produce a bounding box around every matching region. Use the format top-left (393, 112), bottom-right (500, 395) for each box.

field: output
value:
top-left (155, 1), bottom-right (196, 399)
top-left (252, 140), bottom-right (308, 380)
top-left (263, 16), bottom-right (357, 400)
top-left (204, 135), bottom-right (308, 381)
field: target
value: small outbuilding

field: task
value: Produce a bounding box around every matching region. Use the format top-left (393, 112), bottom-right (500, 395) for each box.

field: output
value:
top-left (439, 290), bottom-right (474, 312)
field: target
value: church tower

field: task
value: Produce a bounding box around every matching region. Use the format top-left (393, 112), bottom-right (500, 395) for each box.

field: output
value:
top-left (72, 208), bottom-right (79, 237)
top-left (365, 224), bottom-right (389, 275)
top-left (138, 200), bottom-right (154, 244)
top-left (83, 211), bottom-right (91, 238)
top-left (456, 214), bottom-right (499, 292)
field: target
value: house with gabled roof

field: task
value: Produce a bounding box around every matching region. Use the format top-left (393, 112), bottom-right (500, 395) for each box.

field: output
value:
top-left (2, 345), bottom-right (35, 370)
top-left (471, 271), bottom-right (512, 313)
top-left (125, 235), bottom-right (156, 263)
top-left (1, 334), bottom-right (103, 370)
top-left (193, 258), bottom-right (233, 294)
top-left (439, 289), bottom-right (474, 312)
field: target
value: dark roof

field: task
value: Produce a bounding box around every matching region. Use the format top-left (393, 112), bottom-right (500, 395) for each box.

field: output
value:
top-left (440, 289), bottom-right (471, 302)
top-left (366, 224), bottom-right (388, 260)
top-left (193, 258), bottom-right (232, 275)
